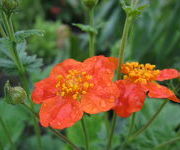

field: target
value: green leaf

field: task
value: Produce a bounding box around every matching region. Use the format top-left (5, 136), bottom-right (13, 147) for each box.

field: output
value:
top-left (0, 38), bottom-right (42, 74)
top-left (15, 29), bottom-right (44, 42)
top-left (72, 23), bottom-right (97, 34)
top-left (21, 135), bottom-right (64, 150)
top-left (66, 114), bottom-right (107, 150)
top-left (0, 100), bottom-right (29, 150)
top-left (121, 99), bottom-right (180, 150)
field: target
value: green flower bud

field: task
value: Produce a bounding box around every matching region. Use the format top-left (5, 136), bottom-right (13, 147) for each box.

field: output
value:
top-left (82, 0), bottom-right (99, 9)
top-left (4, 81), bottom-right (27, 105)
top-left (1, 0), bottom-right (19, 15)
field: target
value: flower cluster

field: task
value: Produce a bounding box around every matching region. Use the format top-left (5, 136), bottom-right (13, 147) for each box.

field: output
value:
top-left (32, 56), bottom-right (180, 129)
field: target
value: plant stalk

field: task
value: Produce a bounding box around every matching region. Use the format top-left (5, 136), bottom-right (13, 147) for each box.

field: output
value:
top-left (88, 8), bottom-right (96, 57)
top-left (106, 10), bottom-right (133, 150)
top-left (49, 128), bottom-right (81, 150)
top-left (153, 136), bottom-right (180, 150)
top-left (117, 15), bottom-right (133, 79)
top-left (106, 112), bottom-right (117, 150)
top-left (0, 24), bottom-right (6, 37)
top-left (120, 113), bottom-right (136, 149)
top-left (1, 11), bottom-right (42, 150)
top-left (128, 100), bottom-right (168, 142)
top-left (81, 117), bottom-right (89, 150)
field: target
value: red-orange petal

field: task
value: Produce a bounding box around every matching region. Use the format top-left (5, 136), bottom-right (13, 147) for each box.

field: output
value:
top-left (50, 59), bottom-right (82, 77)
top-left (81, 81), bottom-right (119, 114)
top-left (32, 77), bottom-right (57, 104)
top-left (146, 82), bottom-right (180, 103)
top-left (114, 80), bottom-right (146, 117)
top-left (83, 56), bottom-right (117, 75)
top-left (40, 96), bottom-right (83, 129)
top-left (157, 69), bottom-right (180, 81)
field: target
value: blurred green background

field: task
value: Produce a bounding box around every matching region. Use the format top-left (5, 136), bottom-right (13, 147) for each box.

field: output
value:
top-left (0, 0), bottom-right (180, 150)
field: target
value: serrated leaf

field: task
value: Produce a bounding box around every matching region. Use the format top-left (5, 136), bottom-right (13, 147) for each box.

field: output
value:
top-left (72, 23), bottom-right (97, 34)
top-left (0, 38), bottom-right (42, 74)
top-left (120, 99), bottom-right (180, 150)
top-left (15, 29), bottom-right (44, 42)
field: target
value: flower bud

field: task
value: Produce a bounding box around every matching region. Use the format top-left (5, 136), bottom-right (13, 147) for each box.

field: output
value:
top-left (1, 0), bottom-right (19, 15)
top-left (4, 81), bottom-right (27, 105)
top-left (82, 0), bottom-right (99, 9)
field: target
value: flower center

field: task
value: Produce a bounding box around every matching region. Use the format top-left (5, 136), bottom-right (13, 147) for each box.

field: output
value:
top-left (56, 70), bottom-right (94, 100)
top-left (121, 62), bottom-right (160, 84)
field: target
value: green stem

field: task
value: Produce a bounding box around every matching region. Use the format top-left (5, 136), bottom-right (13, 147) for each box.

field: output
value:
top-left (106, 8), bottom-right (133, 150)
top-left (32, 115), bottom-right (42, 150)
top-left (117, 15), bottom-right (133, 79)
top-left (23, 103), bottom-right (39, 118)
top-left (0, 116), bottom-right (16, 150)
top-left (128, 100), bottom-right (168, 142)
top-left (88, 8), bottom-right (95, 57)
top-left (120, 113), bottom-right (136, 149)
top-left (2, 12), bottom-right (42, 150)
top-left (153, 136), bottom-right (180, 150)
top-left (27, 96), bottom-right (42, 150)
top-left (1, 12), bottom-right (12, 38)
top-left (81, 117), bottom-right (89, 150)
top-left (106, 112), bottom-right (117, 150)
top-left (49, 128), bottom-right (81, 150)
top-left (0, 24), bottom-right (6, 37)
top-left (22, 104), bottom-right (80, 150)
top-left (104, 112), bottom-right (110, 136)
top-left (128, 113), bottom-right (136, 137)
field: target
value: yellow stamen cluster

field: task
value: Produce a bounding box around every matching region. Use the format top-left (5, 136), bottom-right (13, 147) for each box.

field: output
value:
top-left (121, 62), bottom-right (160, 84)
top-left (56, 70), bottom-right (94, 100)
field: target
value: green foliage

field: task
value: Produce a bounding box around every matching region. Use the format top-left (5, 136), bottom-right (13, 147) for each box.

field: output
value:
top-left (0, 100), bottom-right (29, 150)
top-left (28, 18), bottom-right (62, 64)
top-left (22, 135), bottom-right (64, 150)
top-left (66, 114), bottom-right (108, 150)
top-left (15, 29), bottom-right (44, 42)
top-left (120, 99), bottom-right (180, 150)
top-left (0, 0), bottom-right (180, 150)
top-left (0, 38), bottom-right (42, 74)
top-left (73, 23), bottom-right (97, 34)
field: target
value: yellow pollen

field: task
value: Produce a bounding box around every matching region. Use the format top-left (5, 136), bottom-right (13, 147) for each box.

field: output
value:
top-left (121, 62), bottom-right (160, 84)
top-left (56, 69), bottom-right (94, 100)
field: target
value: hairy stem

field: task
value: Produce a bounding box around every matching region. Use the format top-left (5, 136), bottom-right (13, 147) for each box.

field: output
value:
top-left (106, 10), bottom-right (133, 150)
top-left (81, 117), bottom-right (89, 150)
top-left (1, 12), bottom-right (42, 150)
top-left (0, 24), bottom-right (6, 37)
top-left (153, 136), bottom-right (180, 150)
top-left (117, 15), bottom-right (132, 79)
top-left (106, 112), bottom-right (117, 150)
top-left (120, 113), bottom-right (136, 149)
top-left (88, 8), bottom-right (96, 57)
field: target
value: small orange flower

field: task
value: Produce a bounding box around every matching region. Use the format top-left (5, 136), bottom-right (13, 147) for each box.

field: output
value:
top-left (32, 56), bottom-right (119, 129)
top-left (114, 62), bottom-right (180, 117)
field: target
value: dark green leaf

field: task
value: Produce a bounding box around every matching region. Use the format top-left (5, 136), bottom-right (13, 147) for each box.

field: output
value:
top-left (72, 23), bottom-right (97, 34)
top-left (15, 29), bottom-right (44, 42)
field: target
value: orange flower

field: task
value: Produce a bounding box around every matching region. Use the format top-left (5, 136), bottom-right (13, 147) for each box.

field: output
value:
top-left (114, 62), bottom-right (180, 117)
top-left (32, 56), bottom-right (119, 129)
